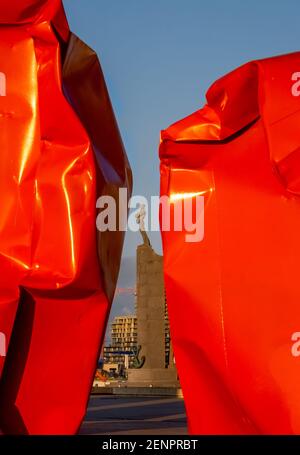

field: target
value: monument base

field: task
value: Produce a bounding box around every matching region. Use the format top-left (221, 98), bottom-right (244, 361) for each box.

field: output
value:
top-left (127, 368), bottom-right (179, 387)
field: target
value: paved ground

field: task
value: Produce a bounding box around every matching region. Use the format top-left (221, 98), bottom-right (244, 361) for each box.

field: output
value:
top-left (80, 395), bottom-right (188, 435)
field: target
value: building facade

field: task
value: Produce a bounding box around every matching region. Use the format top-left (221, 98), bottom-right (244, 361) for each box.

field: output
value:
top-left (103, 315), bottom-right (137, 370)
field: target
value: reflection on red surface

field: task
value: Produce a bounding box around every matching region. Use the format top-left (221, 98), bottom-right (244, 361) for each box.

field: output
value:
top-left (160, 52), bottom-right (300, 434)
top-left (0, 0), bottom-right (131, 434)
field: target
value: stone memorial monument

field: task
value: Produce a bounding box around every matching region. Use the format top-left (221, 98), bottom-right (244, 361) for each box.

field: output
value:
top-left (127, 205), bottom-right (178, 387)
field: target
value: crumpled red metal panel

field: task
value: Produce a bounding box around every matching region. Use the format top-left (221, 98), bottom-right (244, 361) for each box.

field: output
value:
top-left (160, 52), bottom-right (300, 434)
top-left (0, 0), bottom-right (132, 434)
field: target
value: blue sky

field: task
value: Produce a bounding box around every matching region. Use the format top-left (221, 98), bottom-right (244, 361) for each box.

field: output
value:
top-left (64, 0), bottom-right (300, 333)
top-left (65, 0), bottom-right (300, 256)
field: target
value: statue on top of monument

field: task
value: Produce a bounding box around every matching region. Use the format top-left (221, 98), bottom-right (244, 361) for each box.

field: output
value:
top-left (135, 204), bottom-right (151, 246)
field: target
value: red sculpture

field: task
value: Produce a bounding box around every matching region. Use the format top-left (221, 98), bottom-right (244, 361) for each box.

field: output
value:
top-left (160, 52), bottom-right (300, 434)
top-left (0, 0), bottom-right (131, 434)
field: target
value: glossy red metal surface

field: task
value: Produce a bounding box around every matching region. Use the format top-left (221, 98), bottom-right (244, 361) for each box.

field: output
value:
top-left (0, 0), bottom-right (131, 434)
top-left (160, 52), bottom-right (300, 434)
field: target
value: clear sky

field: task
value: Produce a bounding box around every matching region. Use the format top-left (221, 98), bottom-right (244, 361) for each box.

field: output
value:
top-left (64, 0), bottom-right (300, 256)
